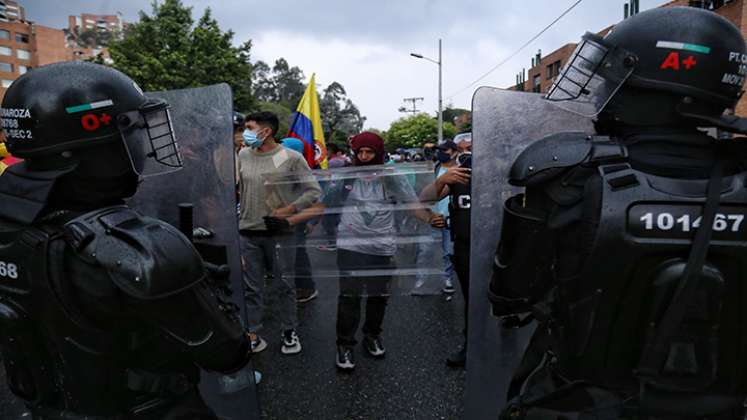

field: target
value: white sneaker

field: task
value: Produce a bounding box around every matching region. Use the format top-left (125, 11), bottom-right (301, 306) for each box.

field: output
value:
top-left (249, 333), bottom-right (267, 353)
top-left (442, 279), bottom-right (456, 294)
top-left (281, 329), bottom-right (302, 355)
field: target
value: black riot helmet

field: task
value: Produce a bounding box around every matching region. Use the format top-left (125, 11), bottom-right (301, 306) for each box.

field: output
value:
top-left (546, 7), bottom-right (747, 133)
top-left (2, 61), bottom-right (182, 176)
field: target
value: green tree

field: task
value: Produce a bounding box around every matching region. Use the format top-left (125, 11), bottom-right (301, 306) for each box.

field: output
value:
top-left (383, 113), bottom-right (456, 151)
top-left (442, 108), bottom-right (470, 125)
top-left (255, 101), bottom-right (293, 138)
top-left (251, 58), bottom-right (305, 110)
top-left (103, 0), bottom-right (254, 110)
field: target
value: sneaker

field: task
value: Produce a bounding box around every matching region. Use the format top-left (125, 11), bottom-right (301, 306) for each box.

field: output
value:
top-left (317, 244), bottom-right (337, 252)
top-left (362, 335), bottom-right (386, 358)
top-left (336, 345), bottom-right (355, 370)
top-left (281, 329), bottom-right (302, 355)
top-left (446, 346), bottom-right (467, 368)
top-left (253, 370), bottom-right (262, 385)
top-left (296, 288), bottom-right (319, 303)
top-left (249, 333), bottom-right (267, 354)
top-left (442, 279), bottom-right (456, 294)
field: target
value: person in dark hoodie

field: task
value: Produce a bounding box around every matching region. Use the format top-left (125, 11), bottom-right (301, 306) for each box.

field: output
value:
top-left (324, 132), bottom-right (431, 371)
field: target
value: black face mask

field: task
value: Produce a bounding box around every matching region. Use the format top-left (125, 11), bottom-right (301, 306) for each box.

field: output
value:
top-left (436, 150), bottom-right (453, 163)
top-left (48, 142), bottom-right (139, 212)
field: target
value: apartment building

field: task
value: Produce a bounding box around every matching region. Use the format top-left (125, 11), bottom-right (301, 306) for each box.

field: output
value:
top-left (66, 12), bottom-right (122, 62)
top-left (0, 12), bottom-right (69, 98)
top-left (509, 0), bottom-right (747, 115)
top-left (0, 4), bottom-right (125, 100)
top-left (0, 0), bottom-right (26, 23)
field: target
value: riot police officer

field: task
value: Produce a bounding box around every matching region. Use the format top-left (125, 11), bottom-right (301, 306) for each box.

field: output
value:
top-left (0, 62), bottom-right (252, 419)
top-left (488, 7), bottom-right (747, 419)
top-left (421, 150), bottom-right (472, 367)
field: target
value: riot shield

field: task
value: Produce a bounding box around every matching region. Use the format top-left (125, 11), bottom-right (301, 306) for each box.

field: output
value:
top-left (466, 87), bottom-right (593, 419)
top-left (262, 161), bottom-right (447, 296)
top-left (127, 84), bottom-right (259, 420)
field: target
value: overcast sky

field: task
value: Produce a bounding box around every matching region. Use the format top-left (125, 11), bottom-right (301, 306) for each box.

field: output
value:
top-left (25, 0), bottom-right (671, 129)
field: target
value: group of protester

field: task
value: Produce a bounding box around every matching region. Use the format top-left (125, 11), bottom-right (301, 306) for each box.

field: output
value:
top-left (232, 110), bottom-right (473, 372)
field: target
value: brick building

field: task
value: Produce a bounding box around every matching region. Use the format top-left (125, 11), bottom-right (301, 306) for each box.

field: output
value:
top-left (509, 0), bottom-right (747, 116)
top-left (0, 13), bottom-right (70, 99)
top-left (0, 3), bottom-right (126, 100)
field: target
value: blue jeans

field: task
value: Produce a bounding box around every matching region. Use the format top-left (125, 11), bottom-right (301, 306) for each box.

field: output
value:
top-left (413, 227), bottom-right (454, 292)
top-left (241, 233), bottom-right (298, 333)
top-left (440, 227), bottom-right (455, 285)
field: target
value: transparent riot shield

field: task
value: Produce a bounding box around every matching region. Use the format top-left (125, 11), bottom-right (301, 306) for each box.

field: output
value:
top-left (262, 161), bottom-right (446, 296)
top-left (127, 84), bottom-right (259, 420)
top-left (466, 87), bottom-right (593, 419)
top-left (244, 158), bottom-right (468, 418)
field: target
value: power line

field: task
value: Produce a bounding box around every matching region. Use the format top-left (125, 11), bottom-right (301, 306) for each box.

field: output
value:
top-left (445, 0), bottom-right (584, 101)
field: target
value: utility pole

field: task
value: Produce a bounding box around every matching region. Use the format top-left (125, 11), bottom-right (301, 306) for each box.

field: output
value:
top-left (437, 38), bottom-right (443, 144)
top-left (410, 38), bottom-right (443, 143)
top-left (399, 97), bottom-right (424, 114)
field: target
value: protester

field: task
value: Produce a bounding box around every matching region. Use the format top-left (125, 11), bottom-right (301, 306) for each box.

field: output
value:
top-left (454, 132), bottom-right (472, 153)
top-left (412, 140), bottom-right (458, 295)
top-left (280, 137), bottom-right (319, 303)
top-left (433, 141), bottom-right (460, 294)
top-left (319, 144), bottom-right (347, 252)
top-left (324, 132), bottom-right (431, 371)
top-left (422, 142), bottom-right (437, 162)
top-left (327, 143), bottom-right (350, 168)
top-left (238, 112), bottom-right (322, 355)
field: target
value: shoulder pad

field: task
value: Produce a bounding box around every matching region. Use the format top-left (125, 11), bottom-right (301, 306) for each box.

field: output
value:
top-left (510, 133), bottom-right (622, 186)
top-left (63, 206), bottom-right (205, 300)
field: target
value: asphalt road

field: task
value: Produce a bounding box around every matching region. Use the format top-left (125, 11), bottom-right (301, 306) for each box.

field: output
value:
top-left (253, 243), bottom-right (466, 420)
top-left (0, 235), bottom-right (466, 420)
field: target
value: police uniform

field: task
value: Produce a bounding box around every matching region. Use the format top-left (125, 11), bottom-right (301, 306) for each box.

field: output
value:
top-left (448, 154), bottom-right (472, 337)
top-left (0, 62), bottom-right (250, 419)
top-left (488, 7), bottom-right (747, 419)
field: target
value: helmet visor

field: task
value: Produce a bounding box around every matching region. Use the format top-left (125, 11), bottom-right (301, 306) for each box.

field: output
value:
top-left (119, 99), bottom-right (183, 177)
top-left (545, 32), bottom-right (636, 117)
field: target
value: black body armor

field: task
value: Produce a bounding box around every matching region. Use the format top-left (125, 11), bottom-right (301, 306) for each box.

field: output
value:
top-left (448, 155), bottom-right (472, 245)
top-left (0, 205), bottom-right (249, 419)
top-left (490, 133), bottom-right (747, 418)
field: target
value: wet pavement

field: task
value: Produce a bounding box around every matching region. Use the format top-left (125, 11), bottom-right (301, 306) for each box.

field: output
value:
top-left (253, 245), bottom-right (466, 420)
top-left (0, 240), bottom-right (466, 420)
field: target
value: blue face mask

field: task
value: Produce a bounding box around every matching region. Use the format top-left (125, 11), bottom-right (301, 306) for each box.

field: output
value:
top-left (436, 150), bottom-right (453, 163)
top-left (243, 129), bottom-right (263, 149)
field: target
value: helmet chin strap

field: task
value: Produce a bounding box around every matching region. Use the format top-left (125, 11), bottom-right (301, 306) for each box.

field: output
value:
top-left (676, 101), bottom-right (747, 136)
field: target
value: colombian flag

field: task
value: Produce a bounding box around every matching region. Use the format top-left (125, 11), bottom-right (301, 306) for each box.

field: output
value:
top-left (0, 142), bottom-right (21, 176)
top-left (288, 74), bottom-right (328, 169)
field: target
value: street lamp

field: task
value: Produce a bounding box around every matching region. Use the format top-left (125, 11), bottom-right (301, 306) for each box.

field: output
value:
top-left (410, 38), bottom-right (443, 144)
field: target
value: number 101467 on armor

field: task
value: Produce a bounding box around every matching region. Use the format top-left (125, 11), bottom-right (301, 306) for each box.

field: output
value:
top-left (628, 203), bottom-right (747, 241)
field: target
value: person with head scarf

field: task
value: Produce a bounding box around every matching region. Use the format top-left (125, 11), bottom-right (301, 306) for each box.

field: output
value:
top-left (322, 132), bottom-right (432, 371)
